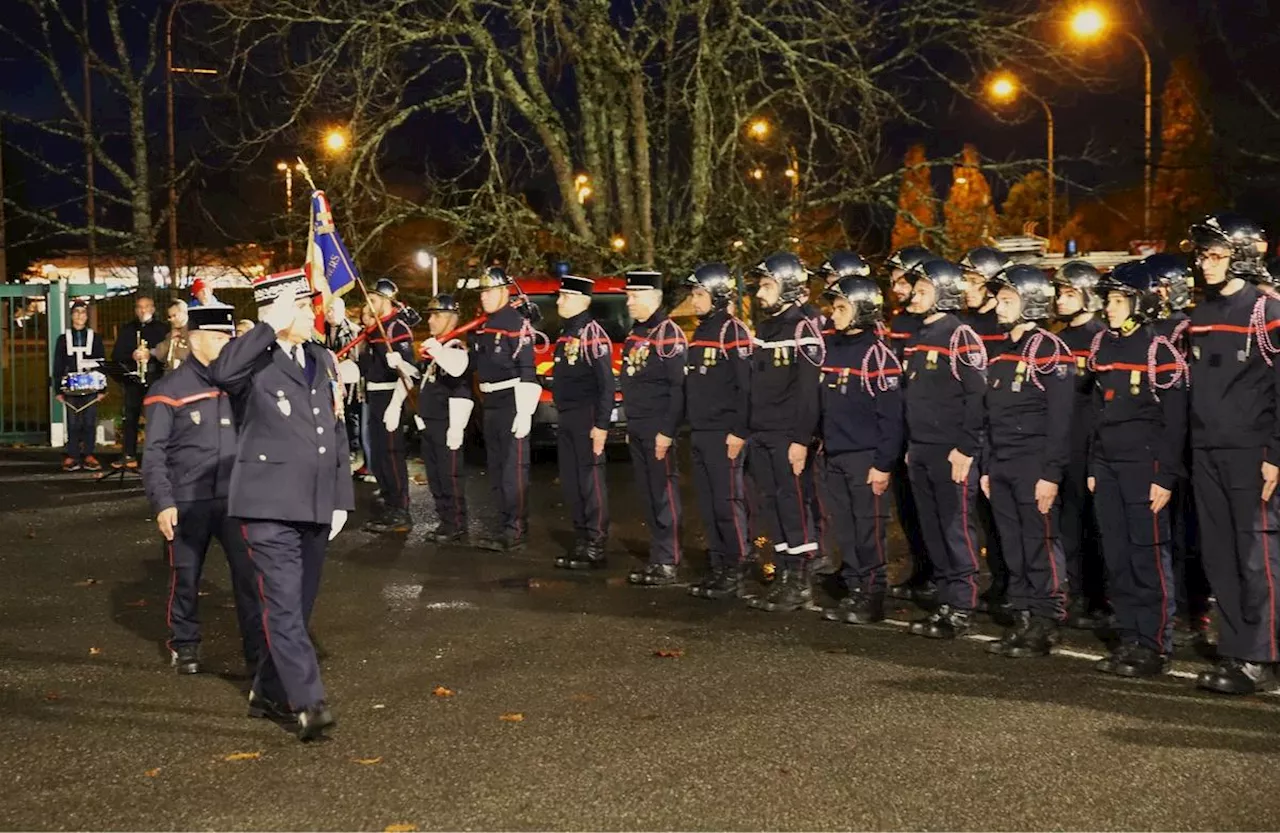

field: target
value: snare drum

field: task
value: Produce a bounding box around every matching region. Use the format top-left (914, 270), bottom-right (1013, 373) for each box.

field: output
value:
top-left (60, 371), bottom-right (107, 396)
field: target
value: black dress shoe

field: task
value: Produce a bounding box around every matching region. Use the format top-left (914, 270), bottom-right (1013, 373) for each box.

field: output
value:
top-left (170, 644), bottom-right (200, 675)
top-left (1005, 616), bottom-right (1059, 658)
top-left (689, 568), bottom-right (723, 598)
top-left (477, 533), bottom-right (527, 552)
top-left (1114, 645), bottom-right (1169, 678)
top-left (1064, 597), bottom-right (1103, 630)
top-left (566, 542), bottom-right (608, 571)
top-left (1172, 614), bottom-right (1212, 648)
top-left (701, 568), bottom-right (744, 600)
top-left (843, 591), bottom-right (885, 625)
top-left (628, 563), bottom-right (678, 586)
top-left (296, 703), bottom-right (336, 741)
top-left (555, 539), bottom-right (587, 569)
top-left (751, 569), bottom-right (812, 612)
top-left (363, 509), bottom-right (412, 534)
top-left (247, 690), bottom-right (294, 722)
top-left (430, 523), bottom-right (467, 544)
top-left (823, 595), bottom-right (856, 622)
top-left (1196, 658), bottom-right (1279, 695)
top-left (987, 610), bottom-right (1033, 656)
top-left (909, 605), bottom-right (971, 639)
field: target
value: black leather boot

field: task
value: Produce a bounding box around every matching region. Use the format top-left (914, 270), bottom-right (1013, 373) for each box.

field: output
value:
top-left (567, 541), bottom-right (607, 570)
top-left (1094, 641), bottom-right (1138, 675)
top-left (702, 567), bottom-right (744, 600)
top-left (555, 539), bottom-right (587, 569)
top-left (1196, 658), bottom-right (1279, 695)
top-left (1005, 616), bottom-right (1059, 658)
top-left (296, 703), bottom-right (336, 741)
top-left (986, 610), bottom-right (1033, 656)
top-left (1113, 645), bottom-right (1169, 678)
top-left (909, 605), bottom-right (971, 639)
top-left (756, 569), bottom-right (812, 612)
top-left (689, 567), bottom-right (724, 598)
top-left (430, 522), bottom-right (467, 544)
top-left (628, 563), bottom-right (678, 586)
top-left (171, 644), bottom-right (199, 675)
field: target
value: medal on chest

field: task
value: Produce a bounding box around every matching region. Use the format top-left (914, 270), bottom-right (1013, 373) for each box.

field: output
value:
top-left (772, 346), bottom-right (792, 367)
top-left (566, 337), bottom-right (581, 366)
top-left (1129, 369), bottom-right (1142, 397)
top-left (924, 349), bottom-right (938, 371)
top-left (1011, 360), bottom-right (1025, 393)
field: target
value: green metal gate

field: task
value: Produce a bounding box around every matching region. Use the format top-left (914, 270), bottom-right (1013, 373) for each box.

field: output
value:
top-left (0, 283), bottom-right (50, 443)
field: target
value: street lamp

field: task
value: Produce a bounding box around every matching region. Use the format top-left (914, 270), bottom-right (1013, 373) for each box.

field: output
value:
top-left (611, 235), bottom-right (627, 252)
top-left (323, 127), bottom-right (349, 155)
top-left (574, 173), bottom-right (592, 204)
top-left (988, 73), bottom-right (1057, 245)
top-left (749, 167), bottom-right (765, 181)
top-left (415, 249), bottom-right (439, 296)
top-left (1068, 4), bottom-right (1153, 240)
top-left (748, 118), bottom-right (771, 140)
top-left (276, 161), bottom-right (302, 262)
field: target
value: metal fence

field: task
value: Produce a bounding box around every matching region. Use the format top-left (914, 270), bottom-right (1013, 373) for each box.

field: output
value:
top-left (0, 286), bottom-right (50, 443)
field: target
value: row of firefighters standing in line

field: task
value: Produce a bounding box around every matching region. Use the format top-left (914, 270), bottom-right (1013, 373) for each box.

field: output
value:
top-left (353, 210), bottom-right (1280, 697)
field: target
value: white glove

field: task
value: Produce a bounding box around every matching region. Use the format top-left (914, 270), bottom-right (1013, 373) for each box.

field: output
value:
top-left (429, 342), bottom-right (469, 377)
top-left (447, 398), bottom-right (474, 450)
top-left (511, 381), bottom-right (541, 439)
top-left (328, 509), bottom-right (347, 541)
top-left (385, 352), bottom-right (404, 371)
top-left (383, 384), bottom-right (406, 432)
top-left (512, 412), bottom-right (532, 439)
top-left (422, 337), bottom-right (442, 354)
top-left (262, 296), bottom-right (296, 334)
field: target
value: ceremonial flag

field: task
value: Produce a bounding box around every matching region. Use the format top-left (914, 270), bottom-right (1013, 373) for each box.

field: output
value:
top-left (305, 189), bottom-right (357, 333)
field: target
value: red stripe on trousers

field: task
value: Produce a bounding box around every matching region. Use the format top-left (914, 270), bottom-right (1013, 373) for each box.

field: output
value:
top-left (665, 453), bottom-right (680, 564)
top-left (960, 479), bottom-right (979, 608)
top-left (1262, 500), bottom-right (1278, 661)
top-left (165, 541), bottom-right (177, 652)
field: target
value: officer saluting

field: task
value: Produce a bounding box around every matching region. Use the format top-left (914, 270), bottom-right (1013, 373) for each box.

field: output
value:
top-left (210, 271), bottom-right (354, 741)
top-left (683, 263), bottom-right (752, 598)
top-left (549, 274), bottom-right (614, 570)
top-left (142, 305), bottom-right (264, 676)
top-left (417, 294), bottom-right (474, 544)
top-left (621, 270), bottom-right (687, 585)
top-left (472, 267), bottom-right (542, 551)
top-left (359, 279), bottom-right (417, 534)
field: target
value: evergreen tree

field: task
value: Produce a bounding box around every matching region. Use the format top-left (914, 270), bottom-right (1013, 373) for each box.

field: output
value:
top-left (943, 144), bottom-right (996, 255)
top-left (891, 144), bottom-right (938, 251)
top-left (1152, 54), bottom-right (1218, 246)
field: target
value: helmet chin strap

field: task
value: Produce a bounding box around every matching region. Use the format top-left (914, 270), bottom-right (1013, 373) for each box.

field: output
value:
top-left (1119, 316), bottom-right (1141, 336)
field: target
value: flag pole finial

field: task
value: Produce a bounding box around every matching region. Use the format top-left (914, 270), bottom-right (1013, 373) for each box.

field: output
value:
top-left (295, 157), bottom-right (318, 191)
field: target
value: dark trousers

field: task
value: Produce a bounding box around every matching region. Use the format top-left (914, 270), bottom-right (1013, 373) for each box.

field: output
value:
top-left (1093, 456), bottom-right (1176, 654)
top-left (344, 387), bottom-right (362, 453)
top-left (242, 519), bottom-right (328, 710)
top-left (627, 422), bottom-right (681, 565)
top-left (64, 395), bottom-right (97, 458)
top-left (690, 429), bottom-right (750, 569)
top-left (826, 449), bottom-right (889, 595)
top-left (977, 489), bottom-right (1007, 598)
top-left (1192, 448), bottom-right (1280, 663)
top-left (748, 431), bottom-right (816, 571)
top-left (165, 498), bottom-right (264, 666)
top-left (366, 391), bottom-right (409, 511)
top-left (558, 408), bottom-right (609, 545)
top-left (893, 457), bottom-right (931, 584)
top-left (1061, 439), bottom-right (1106, 609)
top-left (1171, 476), bottom-right (1212, 622)
top-left (907, 442), bottom-right (981, 610)
top-left (987, 458), bottom-right (1068, 621)
top-left (420, 420), bottom-right (468, 532)
top-left (809, 450), bottom-right (831, 562)
top-left (483, 405), bottom-right (530, 538)
top-left (122, 382), bottom-right (145, 457)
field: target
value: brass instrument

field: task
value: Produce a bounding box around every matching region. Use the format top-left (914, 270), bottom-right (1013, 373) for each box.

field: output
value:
top-left (137, 335), bottom-right (149, 385)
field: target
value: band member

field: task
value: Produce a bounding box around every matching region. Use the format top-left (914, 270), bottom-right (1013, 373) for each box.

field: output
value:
top-left (745, 252), bottom-right (823, 611)
top-left (417, 295), bottom-right (474, 543)
top-left (110, 296), bottom-right (168, 469)
top-left (210, 271), bottom-right (353, 740)
top-left (153, 298), bottom-right (191, 371)
top-left (981, 266), bottom-right (1075, 657)
top-left (359, 278), bottom-right (416, 534)
top-left (960, 246), bottom-right (1012, 622)
top-left (141, 305), bottom-right (264, 676)
top-left (53, 300), bottom-right (106, 472)
top-left (818, 274), bottom-right (903, 625)
top-left (472, 267), bottom-right (542, 551)
top-left (1089, 261), bottom-right (1187, 678)
top-left (621, 270), bottom-right (687, 585)
top-left (1050, 260), bottom-right (1108, 628)
top-left (1185, 212), bottom-right (1280, 694)
top-left (684, 263), bottom-right (752, 598)
top-left (1145, 252), bottom-right (1211, 647)
top-left (901, 259), bottom-right (986, 638)
top-left (324, 297), bottom-right (363, 466)
top-left (189, 278), bottom-right (220, 308)
top-left (885, 246), bottom-right (936, 607)
top-left (549, 275), bottom-right (614, 570)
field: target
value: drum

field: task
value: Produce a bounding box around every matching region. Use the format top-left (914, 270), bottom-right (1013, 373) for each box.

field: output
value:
top-left (60, 371), bottom-right (108, 396)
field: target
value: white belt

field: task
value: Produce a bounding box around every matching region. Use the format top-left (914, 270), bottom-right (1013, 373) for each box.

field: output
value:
top-left (479, 378), bottom-right (520, 394)
top-left (366, 381), bottom-right (401, 391)
top-left (753, 337), bottom-right (823, 349)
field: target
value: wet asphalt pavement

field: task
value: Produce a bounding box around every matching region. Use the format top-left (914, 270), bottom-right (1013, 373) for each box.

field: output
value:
top-left (2, 445), bottom-right (1280, 831)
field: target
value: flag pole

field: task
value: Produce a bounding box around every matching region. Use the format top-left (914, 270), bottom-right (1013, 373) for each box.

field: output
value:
top-left (295, 158), bottom-right (420, 417)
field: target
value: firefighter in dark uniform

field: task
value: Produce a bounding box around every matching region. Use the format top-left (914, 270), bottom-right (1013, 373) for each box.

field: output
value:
top-left (1050, 260), bottom-right (1108, 629)
top-left (884, 246), bottom-right (936, 606)
top-left (959, 246), bottom-right (1012, 622)
top-left (359, 278), bottom-right (417, 534)
top-left (817, 274), bottom-right (903, 625)
top-left (620, 270), bottom-right (687, 585)
top-left (745, 252), bottom-right (824, 612)
top-left (549, 274), bottom-right (614, 570)
top-left (1185, 213), bottom-right (1280, 694)
top-left (142, 305), bottom-right (264, 676)
top-left (1089, 261), bottom-right (1188, 678)
top-left (683, 263), bottom-right (753, 599)
top-left (1145, 252), bottom-right (1212, 647)
top-left (981, 266), bottom-right (1075, 657)
top-left (901, 259), bottom-right (987, 638)
top-left (53, 300), bottom-right (106, 472)
top-left (210, 272), bottom-right (354, 741)
top-left (416, 294), bottom-right (474, 544)
top-left (110, 296), bottom-right (169, 469)
top-left (472, 267), bottom-right (542, 552)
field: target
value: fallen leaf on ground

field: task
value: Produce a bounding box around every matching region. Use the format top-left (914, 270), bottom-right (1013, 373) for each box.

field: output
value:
top-left (26, 525), bottom-right (36, 539)
top-left (384, 825), bottom-right (417, 832)
top-left (353, 757), bottom-right (382, 765)
top-left (569, 693), bottom-right (595, 703)
top-left (88, 647), bottom-right (102, 656)
top-left (44, 691), bottom-right (60, 701)
top-left (372, 704), bottom-right (386, 710)
top-left (197, 591), bottom-right (210, 597)
top-left (431, 685), bottom-right (454, 698)
top-left (221, 751), bottom-right (262, 762)
top-left (636, 713), bottom-right (660, 721)
top-left (653, 648), bottom-right (684, 658)
top-left (144, 768), bottom-right (161, 777)
top-left (499, 712), bottom-right (524, 722)
top-left (124, 598), bottom-right (148, 607)
top-left (74, 578), bottom-right (99, 587)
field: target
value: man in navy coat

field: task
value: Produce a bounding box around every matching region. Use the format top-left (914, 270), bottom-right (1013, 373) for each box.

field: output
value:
top-left (210, 271), bottom-right (354, 741)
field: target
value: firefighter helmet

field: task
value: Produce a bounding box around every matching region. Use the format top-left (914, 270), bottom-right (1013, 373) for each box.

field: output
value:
top-left (823, 276), bottom-right (884, 329)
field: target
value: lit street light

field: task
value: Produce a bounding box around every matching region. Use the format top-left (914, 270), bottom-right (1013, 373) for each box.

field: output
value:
top-left (611, 235), bottom-right (627, 252)
top-left (276, 161), bottom-right (302, 262)
top-left (1068, 4), bottom-right (1153, 240)
top-left (749, 167), bottom-right (765, 181)
top-left (324, 128), bottom-right (349, 155)
top-left (574, 173), bottom-right (592, 205)
top-left (416, 249), bottom-right (439, 296)
top-left (988, 72), bottom-right (1057, 246)
top-left (748, 118), bottom-right (771, 140)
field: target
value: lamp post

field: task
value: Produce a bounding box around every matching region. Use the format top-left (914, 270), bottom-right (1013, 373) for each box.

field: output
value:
top-left (989, 74), bottom-right (1056, 245)
top-left (166, 0), bottom-right (218, 287)
top-left (277, 161), bottom-right (299, 262)
top-left (1069, 5), bottom-right (1153, 240)
top-left (416, 249), bottom-right (439, 296)
top-left (323, 128), bottom-right (350, 156)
